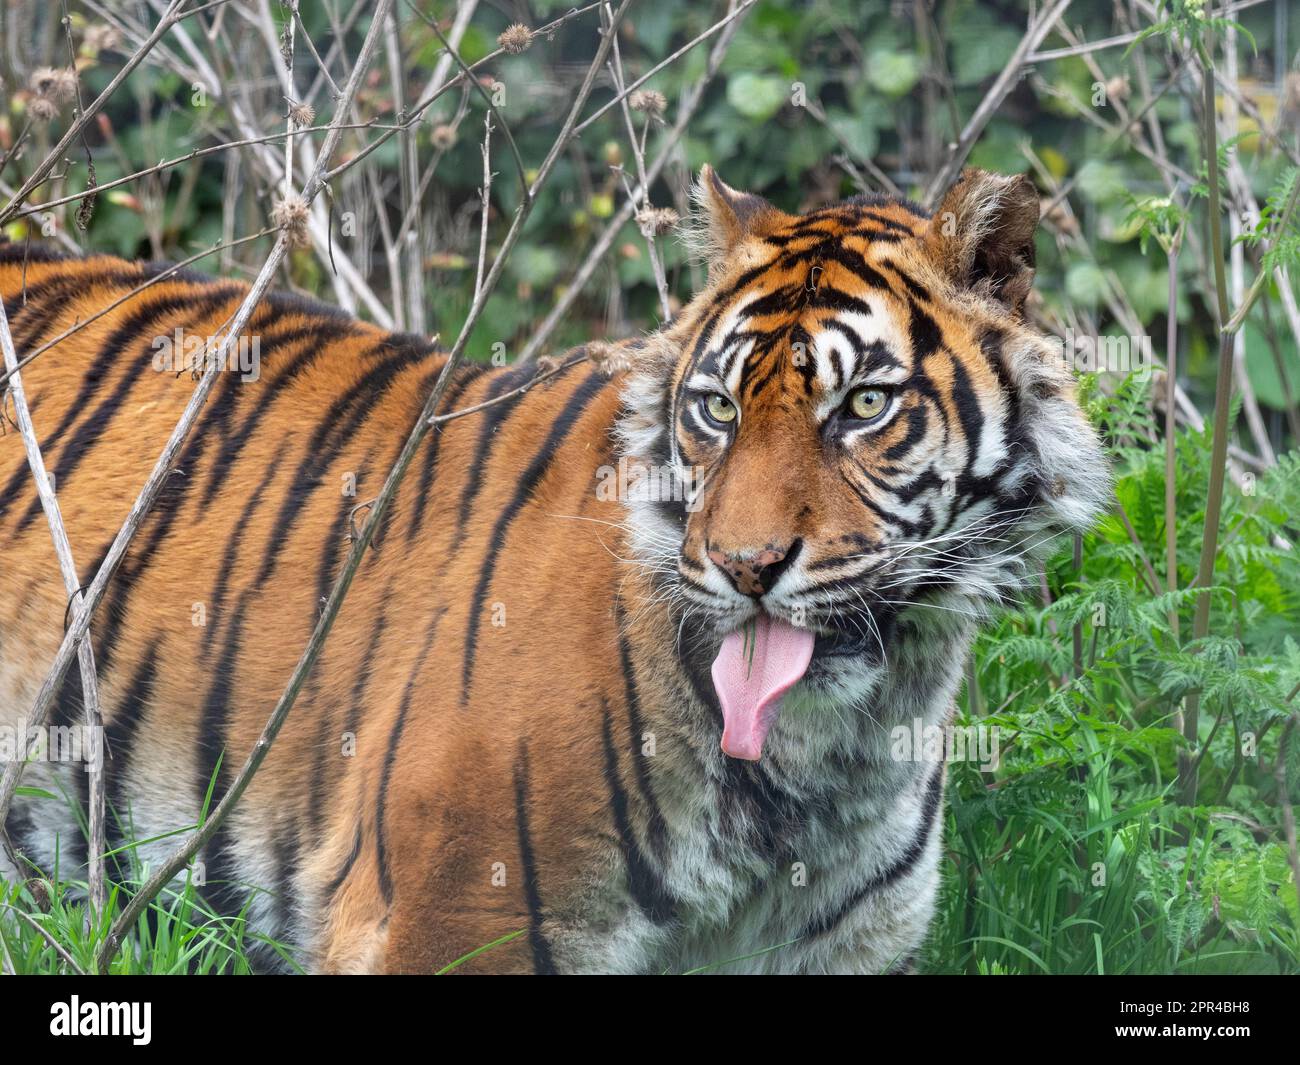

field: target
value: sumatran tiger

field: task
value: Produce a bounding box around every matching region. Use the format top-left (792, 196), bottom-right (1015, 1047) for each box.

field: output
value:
top-left (0, 167), bottom-right (1108, 974)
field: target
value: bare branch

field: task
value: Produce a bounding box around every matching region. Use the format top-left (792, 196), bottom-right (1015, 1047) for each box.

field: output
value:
top-left (921, 0), bottom-right (1073, 208)
top-left (519, 0), bottom-right (755, 362)
top-left (0, 0), bottom-right (193, 228)
top-left (0, 274), bottom-right (105, 915)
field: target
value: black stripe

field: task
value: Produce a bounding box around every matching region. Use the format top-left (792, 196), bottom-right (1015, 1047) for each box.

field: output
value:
top-left (612, 603), bottom-right (668, 860)
top-left (305, 576), bottom-right (391, 856)
top-left (317, 449), bottom-right (373, 614)
top-left (374, 608), bottom-right (444, 903)
top-left (979, 327), bottom-right (1019, 423)
top-left (882, 403), bottom-right (928, 462)
top-left (892, 267), bottom-right (930, 302)
top-left (0, 241), bottom-right (75, 266)
top-left (512, 741), bottom-right (556, 974)
top-left (1, 265), bottom-right (139, 344)
top-left (816, 243), bottom-right (893, 292)
top-left (860, 210), bottom-right (915, 233)
top-left (324, 821), bottom-right (363, 903)
top-left (50, 658), bottom-right (90, 876)
top-left (459, 370), bottom-right (608, 705)
top-left (199, 336), bottom-right (413, 666)
top-left (798, 765), bottom-right (944, 940)
top-left (87, 308), bottom-right (281, 681)
top-left (718, 757), bottom-right (816, 861)
top-left (675, 613), bottom-right (724, 727)
top-left (194, 596), bottom-right (254, 921)
top-left (745, 353), bottom-right (782, 401)
top-left (909, 298), bottom-right (943, 361)
top-left (2, 272), bottom-right (82, 349)
top-left (199, 318), bottom-right (358, 506)
top-left (343, 600), bottom-right (389, 741)
top-left (405, 363), bottom-right (487, 542)
top-left (252, 338), bottom-right (434, 585)
top-left (599, 704), bottom-right (675, 924)
top-left (12, 286), bottom-right (240, 533)
top-left (104, 645), bottom-right (159, 886)
top-left (838, 466), bottom-right (922, 537)
top-left (196, 462), bottom-right (278, 668)
top-left (451, 363), bottom-right (550, 547)
top-left (270, 826), bottom-right (297, 945)
top-left (809, 286), bottom-right (876, 318)
top-left (0, 284), bottom-right (214, 524)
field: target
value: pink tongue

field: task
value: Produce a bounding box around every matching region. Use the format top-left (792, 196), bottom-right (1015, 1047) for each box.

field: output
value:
top-left (711, 614), bottom-right (815, 761)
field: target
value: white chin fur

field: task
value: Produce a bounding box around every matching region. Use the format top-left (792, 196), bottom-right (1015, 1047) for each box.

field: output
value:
top-left (785, 657), bottom-right (886, 713)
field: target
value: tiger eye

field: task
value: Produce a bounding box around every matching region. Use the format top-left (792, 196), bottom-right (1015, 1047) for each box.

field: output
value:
top-left (848, 387), bottom-right (888, 421)
top-left (704, 393), bottom-right (737, 424)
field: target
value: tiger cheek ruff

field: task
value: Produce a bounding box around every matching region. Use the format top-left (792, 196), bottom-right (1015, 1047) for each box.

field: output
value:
top-left (0, 165), bottom-right (1107, 974)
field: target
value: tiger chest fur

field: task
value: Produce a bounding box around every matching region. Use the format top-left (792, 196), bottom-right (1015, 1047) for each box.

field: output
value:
top-left (0, 166), bottom-right (1106, 974)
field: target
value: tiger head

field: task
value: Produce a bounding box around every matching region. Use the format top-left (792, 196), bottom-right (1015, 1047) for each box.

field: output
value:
top-left (616, 167), bottom-right (1109, 760)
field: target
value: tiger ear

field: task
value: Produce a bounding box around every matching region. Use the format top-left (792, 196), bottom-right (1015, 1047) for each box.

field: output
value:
top-left (925, 169), bottom-right (1038, 312)
top-left (690, 165), bottom-right (781, 280)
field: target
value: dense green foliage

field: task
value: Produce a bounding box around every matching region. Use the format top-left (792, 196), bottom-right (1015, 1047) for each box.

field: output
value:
top-left (931, 375), bottom-right (1300, 975)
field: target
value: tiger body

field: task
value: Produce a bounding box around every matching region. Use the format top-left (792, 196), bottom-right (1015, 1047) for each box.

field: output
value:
top-left (0, 168), bottom-right (1107, 974)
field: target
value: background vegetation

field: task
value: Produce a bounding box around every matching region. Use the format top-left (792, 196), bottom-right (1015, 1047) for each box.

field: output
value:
top-left (1, 0), bottom-right (1298, 973)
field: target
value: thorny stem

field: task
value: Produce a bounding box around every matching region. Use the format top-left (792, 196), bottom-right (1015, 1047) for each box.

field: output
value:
top-left (1180, 40), bottom-right (1233, 812)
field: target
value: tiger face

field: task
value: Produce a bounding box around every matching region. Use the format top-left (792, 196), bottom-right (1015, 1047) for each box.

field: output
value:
top-left (619, 167), bottom-right (1108, 758)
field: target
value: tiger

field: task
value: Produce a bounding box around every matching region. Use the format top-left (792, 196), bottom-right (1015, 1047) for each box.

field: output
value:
top-left (0, 166), bottom-right (1108, 974)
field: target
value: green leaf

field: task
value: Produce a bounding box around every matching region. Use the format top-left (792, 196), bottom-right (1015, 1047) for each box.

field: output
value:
top-left (950, 26), bottom-right (1021, 85)
top-left (1065, 262), bottom-right (1108, 307)
top-left (1076, 160), bottom-right (1127, 204)
top-left (866, 49), bottom-right (921, 96)
top-left (726, 73), bottom-right (788, 122)
top-left (1242, 320), bottom-right (1300, 410)
top-left (827, 108), bottom-right (879, 162)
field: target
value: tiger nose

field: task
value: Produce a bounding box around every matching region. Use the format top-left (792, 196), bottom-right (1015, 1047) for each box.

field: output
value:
top-left (706, 541), bottom-right (799, 597)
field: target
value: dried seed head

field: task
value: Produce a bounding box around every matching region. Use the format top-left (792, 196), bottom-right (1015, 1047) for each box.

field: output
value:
top-left (29, 66), bottom-right (76, 105)
top-left (1040, 197), bottom-right (1078, 236)
top-left (27, 96), bottom-right (60, 123)
top-left (534, 354), bottom-right (562, 375)
top-left (635, 206), bottom-right (681, 238)
top-left (498, 23), bottom-right (533, 55)
top-left (430, 123), bottom-right (457, 150)
top-left (288, 100), bottom-right (315, 127)
top-left (629, 89), bottom-right (667, 117)
top-left (271, 195), bottom-right (312, 247)
top-left (83, 23), bottom-right (123, 54)
top-left (586, 340), bottom-right (633, 377)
